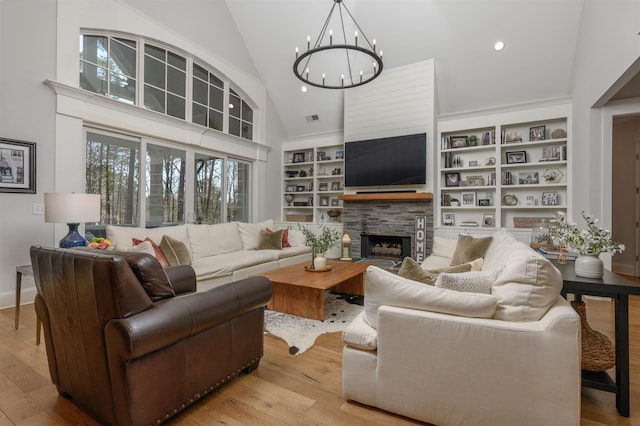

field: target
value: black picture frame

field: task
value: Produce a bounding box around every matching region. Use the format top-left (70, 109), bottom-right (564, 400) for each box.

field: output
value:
top-left (542, 191), bottom-right (559, 206)
top-left (506, 151), bottom-right (527, 164)
top-left (331, 181), bottom-right (340, 191)
top-left (319, 196), bottom-right (329, 206)
top-left (529, 125), bottom-right (546, 141)
top-left (444, 172), bottom-right (460, 187)
top-left (450, 136), bottom-right (468, 149)
top-left (293, 152), bottom-right (306, 163)
top-left (0, 138), bottom-right (36, 194)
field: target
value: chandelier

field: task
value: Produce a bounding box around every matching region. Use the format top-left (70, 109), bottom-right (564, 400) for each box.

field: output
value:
top-left (293, 0), bottom-right (383, 89)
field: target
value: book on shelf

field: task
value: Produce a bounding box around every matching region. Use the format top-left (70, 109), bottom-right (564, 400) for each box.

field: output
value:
top-left (537, 247), bottom-right (578, 261)
top-left (460, 221), bottom-right (479, 227)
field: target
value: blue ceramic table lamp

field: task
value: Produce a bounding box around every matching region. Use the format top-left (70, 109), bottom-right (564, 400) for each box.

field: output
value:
top-left (44, 193), bottom-right (101, 248)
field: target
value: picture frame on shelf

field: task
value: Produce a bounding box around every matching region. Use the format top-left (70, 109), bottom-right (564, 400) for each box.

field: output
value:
top-left (331, 198), bottom-right (339, 206)
top-left (442, 212), bottom-right (455, 226)
top-left (450, 136), bottom-right (468, 149)
top-left (319, 196), bottom-right (329, 206)
top-left (335, 150), bottom-right (344, 160)
top-left (506, 151), bottom-right (527, 164)
top-left (529, 125), bottom-right (546, 141)
top-left (308, 196), bottom-right (314, 206)
top-left (0, 138), bottom-right (36, 194)
top-left (318, 182), bottom-right (328, 191)
top-left (483, 213), bottom-right (495, 227)
top-left (293, 152), bottom-right (306, 163)
top-left (467, 175), bottom-right (484, 187)
top-left (468, 160), bottom-right (478, 167)
top-left (518, 171), bottom-right (539, 185)
top-left (331, 181), bottom-right (340, 191)
top-left (296, 185), bottom-right (306, 192)
top-left (462, 192), bottom-right (476, 206)
top-left (542, 146), bottom-right (560, 161)
top-left (286, 184), bottom-right (297, 192)
top-left (478, 199), bottom-right (490, 207)
top-left (525, 195), bottom-right (536, 206)
top-left (542, 191), bottom-right (559, 206)
top-left (317, 151), bottom-right (326, 161)
top-left (444, 172), bottom-right (460, 187)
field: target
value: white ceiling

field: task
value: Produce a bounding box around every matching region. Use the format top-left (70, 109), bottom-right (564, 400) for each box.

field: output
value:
top-left (225, 0), bottom-right (586, 138)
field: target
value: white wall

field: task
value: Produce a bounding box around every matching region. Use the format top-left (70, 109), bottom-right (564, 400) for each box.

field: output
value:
top-left (571, 0), bottom-right (640, 270)
top-left (0, 0), bottom-right (286, 309)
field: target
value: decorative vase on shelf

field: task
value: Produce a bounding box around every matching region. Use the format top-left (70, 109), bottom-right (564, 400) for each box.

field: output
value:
top-left (285, 194), bottom-right (294, 206)
top-left (575, 253), bottom-right (604, 279)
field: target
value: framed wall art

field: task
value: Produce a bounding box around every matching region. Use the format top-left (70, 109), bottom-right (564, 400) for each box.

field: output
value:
top-left (0, 138), bottom-right (36, 194)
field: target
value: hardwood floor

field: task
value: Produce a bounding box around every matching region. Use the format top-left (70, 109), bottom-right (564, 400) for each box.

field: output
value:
top-left (1, 295), bottom-right (638, 425)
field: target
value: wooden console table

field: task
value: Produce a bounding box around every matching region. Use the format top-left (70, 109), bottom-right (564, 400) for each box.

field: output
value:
top-left (553, 261), bottom-right (640, 417)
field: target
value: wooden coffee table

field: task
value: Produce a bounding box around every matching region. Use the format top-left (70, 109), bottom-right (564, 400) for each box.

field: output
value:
top-left (258, 260), bottom-right (368, 320)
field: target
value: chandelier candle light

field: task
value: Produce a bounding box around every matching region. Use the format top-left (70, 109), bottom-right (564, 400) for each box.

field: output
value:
top-left (293, 0), bottom-right (383, 89)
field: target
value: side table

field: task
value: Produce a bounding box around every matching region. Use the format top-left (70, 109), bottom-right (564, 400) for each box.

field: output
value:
top-left (15, 265), bottom-right (41, 345)
top-left (553, 261), bottom-right (640, 417)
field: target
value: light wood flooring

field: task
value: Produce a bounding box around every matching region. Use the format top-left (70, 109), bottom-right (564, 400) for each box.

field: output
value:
top-left (0, 295), bottom-right (638, 425)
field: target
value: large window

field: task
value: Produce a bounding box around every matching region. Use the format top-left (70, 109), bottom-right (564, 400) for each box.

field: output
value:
top-left (146, 144), bottom-right (186, 226)
top-left (194, 153), bottom-right (223, 223)
top-left (227, 159), bottom-right (250, 222)
top-left (85, 131), bottom-right (140, 225)
top-left (80, 35), bottom-right (136, 104)
top-left (79, 32), bottom-right (255, 141)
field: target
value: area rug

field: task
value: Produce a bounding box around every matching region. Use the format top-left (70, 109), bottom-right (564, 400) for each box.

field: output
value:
top-left (264, 292), bottom-right (363, 355)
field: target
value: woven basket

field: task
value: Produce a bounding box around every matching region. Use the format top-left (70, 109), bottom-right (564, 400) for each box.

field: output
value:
top-left (571, 300), bottom-right (616, 372)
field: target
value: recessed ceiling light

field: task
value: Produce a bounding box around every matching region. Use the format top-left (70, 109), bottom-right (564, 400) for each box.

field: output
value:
top-left (301, 86), bottom-right (308, 93)
top-left (494, 40), bottom-right (505, 52)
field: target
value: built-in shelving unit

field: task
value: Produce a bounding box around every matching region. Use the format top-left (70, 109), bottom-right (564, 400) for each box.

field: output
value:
top-left (436, 103), bottom-right (571, 236)
top-left (282, 144), bottom-right (345, 223)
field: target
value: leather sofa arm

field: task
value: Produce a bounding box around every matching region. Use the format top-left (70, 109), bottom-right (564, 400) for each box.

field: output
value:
top-left (104, 276), bottom-right (272, 361)
top-left (164, 265), bottom-right (196, 294)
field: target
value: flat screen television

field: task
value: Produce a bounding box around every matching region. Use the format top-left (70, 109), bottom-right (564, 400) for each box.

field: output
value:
top-left (344, 133), bottom-right (427, 187)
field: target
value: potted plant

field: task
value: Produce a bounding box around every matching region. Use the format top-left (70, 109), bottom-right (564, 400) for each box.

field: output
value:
top-left (467, 135), bottom-right (478, 146)
top-left (450, 198), bottom-right (460, 206)
top-left (299, 224), bottom-right (341, 270)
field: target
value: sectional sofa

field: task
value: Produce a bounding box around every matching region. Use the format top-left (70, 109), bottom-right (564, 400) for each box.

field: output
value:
top-left (107, 219), bottom-right (311, 291)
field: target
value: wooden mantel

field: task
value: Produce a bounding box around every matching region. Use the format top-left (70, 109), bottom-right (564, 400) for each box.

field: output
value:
top-left (340, 192), bottom-right (433, 202)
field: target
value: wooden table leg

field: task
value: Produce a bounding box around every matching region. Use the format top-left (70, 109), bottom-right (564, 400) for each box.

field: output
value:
top-left (15, 269), bottom-right (22, 329)
top-left (615, 295), bottom-right (630, 416)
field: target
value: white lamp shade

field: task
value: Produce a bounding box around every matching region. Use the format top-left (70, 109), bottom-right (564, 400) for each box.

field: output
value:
top-left (44, 193), bottom-right (101, 223)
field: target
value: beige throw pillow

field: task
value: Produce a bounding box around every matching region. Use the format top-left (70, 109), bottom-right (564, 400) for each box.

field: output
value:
top-left (398, 257), bottom-right (471, 285)
top-left (450, 235), bottom-right (493, 266)
top-left (159, 235), bottom-right (192, 266)
top-left (257, 229), bottom-right (284, 250)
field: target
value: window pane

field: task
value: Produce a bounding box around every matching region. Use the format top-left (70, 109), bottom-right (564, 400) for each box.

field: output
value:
top-left (167, 94), bottom-right (185, 119)
top-left (242, 122), bottom-right (253, 140)
top-left (209, 110), bottom-right (223, 131)
top-left (168, 51), bottom-right (186, 71)
top-left (144, 85), bottom-right (165, 113)
top-left (110, 38), bottom-right (136, 78)
top-left (210, 86), bottom-right (223, 111)
top-left (194, 153), bottom-right (223, 224)
top-left (242, 100), bottom-right (253, 122)
top-left (193, 77), bottom-right (208, 105)
top-left (227, 160), bottom-right (250, 222)
top-left (192, 103), bottom-right (207, 126)
top-left (80, 35), bottom-right (108, 67)
top-left (167, 66), bottom-right (186, 97)
top-left (145, 44), bottom-right (165, 61)
top-left (146, 144), bottom-right (186, 226)
top-left (86, 132), bottom-right (140, 226)
top-left (229, 93), bottom-right (241, 118)
top-left (80, 61), bottom-right (108, 95)
top-left (209, 73), bottom-right (223, 88)
top-left (144, 56), bottom-right (165, 89)
top-left (110, 75), bottom-right (136, 104)
top-left (229, 117), bottom-right (240, 136)
top-left (193, 63), bottom-right (207, 81)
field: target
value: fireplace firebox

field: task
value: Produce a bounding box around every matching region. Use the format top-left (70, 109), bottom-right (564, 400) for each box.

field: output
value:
top-left (361, 234), bottom-right (411, 260)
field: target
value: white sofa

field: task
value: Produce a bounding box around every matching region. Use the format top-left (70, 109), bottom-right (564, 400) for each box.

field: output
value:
top-left (342, 228), bottom-right (581, 426)
top-left (106, 219), bottom-right (311, 291)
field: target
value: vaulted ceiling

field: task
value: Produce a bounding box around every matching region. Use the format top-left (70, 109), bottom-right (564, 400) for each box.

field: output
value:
top-left (225, 0), bottom-right (586, 138)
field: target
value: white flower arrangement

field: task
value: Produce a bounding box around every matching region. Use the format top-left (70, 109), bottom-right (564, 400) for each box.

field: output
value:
top-left (549, 211), bottom-right (625, 255)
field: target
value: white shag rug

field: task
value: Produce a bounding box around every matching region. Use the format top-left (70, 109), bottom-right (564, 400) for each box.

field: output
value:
top-left (264, 292), bottom-right (363, 355)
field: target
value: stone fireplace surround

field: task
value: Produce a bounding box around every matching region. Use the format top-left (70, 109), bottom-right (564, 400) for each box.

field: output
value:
top-left (341, 193), bottom-right (433, 261)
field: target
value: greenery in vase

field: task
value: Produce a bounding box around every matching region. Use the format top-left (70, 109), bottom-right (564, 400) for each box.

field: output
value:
top-left (549, 211), bottom-right (625, 254)
top-left (299, 224), bottom-right (341, 254)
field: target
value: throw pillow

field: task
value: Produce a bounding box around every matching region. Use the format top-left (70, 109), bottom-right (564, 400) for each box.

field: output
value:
top-left (266, 227), bottom-right (291, 248)
top-left (450, 235), bottom-right (493, 266)
top-left (128, 240), bottom-right (156, 257)
top-left (398, 257), bottom-right (471, 285)
top-left (159, 235), bottom-right (192, 266)
top-left (132, 237), bottom-right (170, 268)
top-left (117, 250), bottom-right (176, 301)
top-left (257, 229), bottom-right (284, 250)
top-left (363, 266), bottom-right (498, 329)
top-left (435, 269), bottom-right (501, 294)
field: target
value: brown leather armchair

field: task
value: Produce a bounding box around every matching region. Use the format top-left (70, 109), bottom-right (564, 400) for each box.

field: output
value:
top-left (30, 245), bottom-right (273, 426)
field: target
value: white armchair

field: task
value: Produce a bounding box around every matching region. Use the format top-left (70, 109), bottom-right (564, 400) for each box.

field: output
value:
top-left (342, 230), bottom-right (581, 426)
